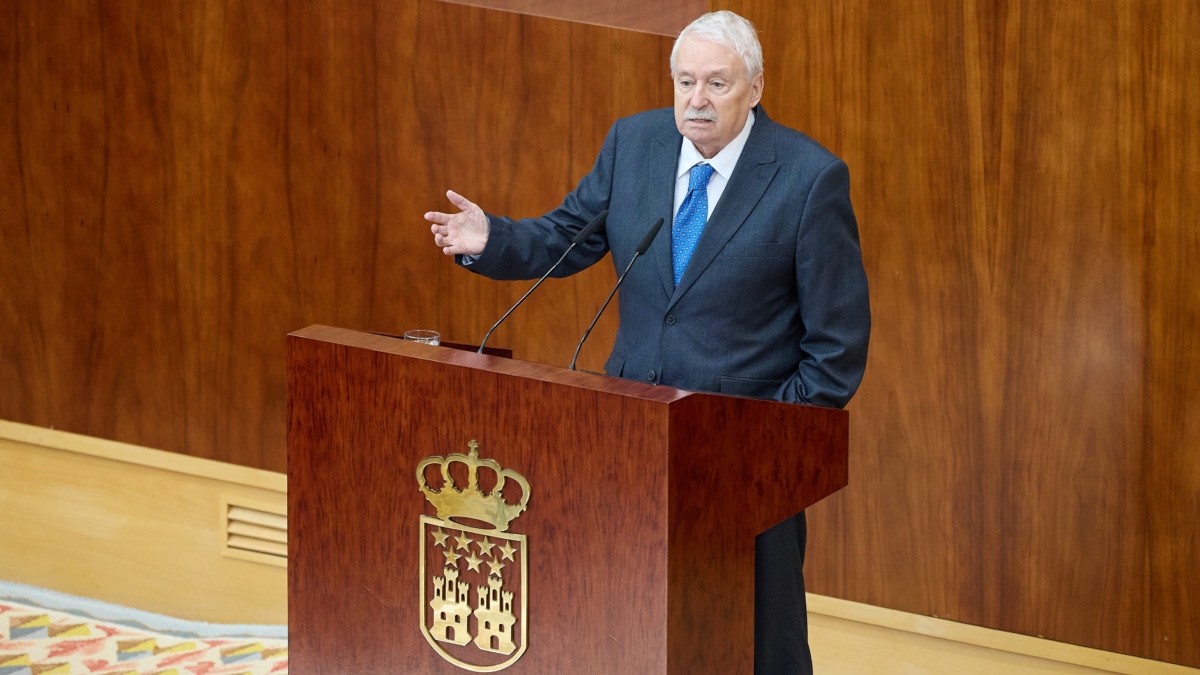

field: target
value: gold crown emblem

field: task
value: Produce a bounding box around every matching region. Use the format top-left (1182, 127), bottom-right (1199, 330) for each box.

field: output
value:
top-left (416, 441), bottom-right (531, 532)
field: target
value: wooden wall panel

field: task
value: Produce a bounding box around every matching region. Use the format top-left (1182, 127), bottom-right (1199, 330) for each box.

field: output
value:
top-left (1, 1), bottom-right (296, 470)
top-left (995, 1), bottom-right (1147, 652)
top-left (0, 0), bottom-right (674, 474)
top-left (438, 0), bottom-right (703, 36)
top-left (1141, 1), bottom-right (1200, 661)
top-left (721, 0), bottom-right (1199, 666)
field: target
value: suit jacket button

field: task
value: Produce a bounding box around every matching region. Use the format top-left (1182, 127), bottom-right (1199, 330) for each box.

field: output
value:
top-left (647, 370), bottom-right (657, 382)
top-left (664, 314), bottom-right (676, 325)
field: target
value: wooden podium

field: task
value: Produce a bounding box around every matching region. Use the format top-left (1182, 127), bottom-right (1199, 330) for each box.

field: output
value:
top-left (287, 325), bottom-right (848, 674)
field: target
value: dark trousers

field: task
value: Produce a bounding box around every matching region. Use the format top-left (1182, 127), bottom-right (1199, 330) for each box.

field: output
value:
top-left (755, 511), bottom-right (812, 675)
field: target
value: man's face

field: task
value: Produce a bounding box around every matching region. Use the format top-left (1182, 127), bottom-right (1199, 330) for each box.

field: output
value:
top-left (673, 36), bottom-right (764, 159)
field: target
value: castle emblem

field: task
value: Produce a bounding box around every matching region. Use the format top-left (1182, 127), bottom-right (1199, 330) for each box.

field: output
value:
top-left (417, 441), bottom-right (530, 672)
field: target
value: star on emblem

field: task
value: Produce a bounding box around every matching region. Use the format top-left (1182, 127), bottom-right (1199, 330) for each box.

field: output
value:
top-left (431, 527), bottom-right (450, 548)
top-left (499, 540), bottom-right (518, 561)
top-left (455, 532), bottom-right (473, 552)
top-left (466, 551), bottom-right (483, 573)
top-left (443, 547), bottom-right (461, 566)
top-left (476, 537), bottom-right (496, 557)
top-left (487, 557), bottom-right (506, 578)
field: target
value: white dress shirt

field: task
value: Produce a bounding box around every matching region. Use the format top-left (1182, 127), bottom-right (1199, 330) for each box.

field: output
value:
top-left (672, 109), bottom-right (757, 220)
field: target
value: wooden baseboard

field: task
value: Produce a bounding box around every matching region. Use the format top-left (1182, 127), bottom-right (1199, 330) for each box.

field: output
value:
top-left (0, 420), bottom-right (286, 625)
top-left (808, 594), bottom-right (1197, 674)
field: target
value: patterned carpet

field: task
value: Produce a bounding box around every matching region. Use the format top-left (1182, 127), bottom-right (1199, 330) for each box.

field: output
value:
top-left (0, 583), bottom-right (287, 675)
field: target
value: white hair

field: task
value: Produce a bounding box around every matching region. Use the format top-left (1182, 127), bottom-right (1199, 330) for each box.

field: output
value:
top-left (670, 11), bottom-right (764, 81)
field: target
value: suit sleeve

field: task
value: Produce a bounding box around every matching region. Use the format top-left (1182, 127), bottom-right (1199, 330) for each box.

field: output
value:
top-left (775, 159), bottom-right (871, 408)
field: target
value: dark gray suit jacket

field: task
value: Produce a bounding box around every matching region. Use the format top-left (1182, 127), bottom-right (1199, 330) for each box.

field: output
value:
top-left (466, 106), bottom-right (870, 408)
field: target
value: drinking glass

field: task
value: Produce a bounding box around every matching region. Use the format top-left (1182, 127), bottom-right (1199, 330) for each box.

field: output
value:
top-left (403, 330), bottom-right (440, 346)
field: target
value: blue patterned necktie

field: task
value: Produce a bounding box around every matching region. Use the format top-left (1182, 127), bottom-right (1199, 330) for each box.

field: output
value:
top-left (672, 162), bottom-right (716, 286)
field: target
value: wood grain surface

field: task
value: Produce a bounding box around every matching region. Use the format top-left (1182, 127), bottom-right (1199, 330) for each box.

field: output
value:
top-left (1, 0), bottom-right (1196, 667)
top-left (0, 0), bottom-right (673, 472)
top-left (721, 0), bottom-right (1200, 665)
top-left (438, 0), bottom-right (702, 36)
top-left (287, 326), bottom-right (846, 673)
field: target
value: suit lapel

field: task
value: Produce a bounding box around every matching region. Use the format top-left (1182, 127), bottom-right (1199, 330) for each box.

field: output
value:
top-left (650, 129), bottom-right (682, 298)
top-left (670, 110), bottom-right (779, 306)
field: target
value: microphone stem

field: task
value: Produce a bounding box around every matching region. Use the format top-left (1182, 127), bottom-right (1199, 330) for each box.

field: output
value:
top-left (569, 251), bottom-right (640, 370)
top-left (476, 209), bottom-right (608, 355)
top-left (478, 243), bottom-right (577, 353)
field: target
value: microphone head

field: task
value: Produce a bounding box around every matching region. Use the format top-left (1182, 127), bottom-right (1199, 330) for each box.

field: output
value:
top-left (572, 209), bottom-right (609, 245)
top-left (636, 217), bottom-right (666, 255)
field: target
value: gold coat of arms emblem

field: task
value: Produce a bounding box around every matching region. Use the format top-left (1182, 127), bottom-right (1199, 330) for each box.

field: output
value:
top-left (417, 441), bottom-right (530, 672)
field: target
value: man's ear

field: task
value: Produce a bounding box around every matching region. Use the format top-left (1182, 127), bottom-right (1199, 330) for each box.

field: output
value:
top-left (750, 73), bottom-right (764, 106)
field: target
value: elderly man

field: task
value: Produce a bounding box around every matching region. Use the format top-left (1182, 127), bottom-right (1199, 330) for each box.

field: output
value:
top-left (426, 10), bottom-right (870, 674)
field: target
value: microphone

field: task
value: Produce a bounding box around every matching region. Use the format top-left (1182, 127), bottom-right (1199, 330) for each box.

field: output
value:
top-left (477, 210), bottom-right (608, 354)
top-left (569, 217), bottom-right (665, 370)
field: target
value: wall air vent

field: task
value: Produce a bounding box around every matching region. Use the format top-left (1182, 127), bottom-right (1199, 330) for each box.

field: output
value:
top-left (221, 495), bottom-right (287, 567)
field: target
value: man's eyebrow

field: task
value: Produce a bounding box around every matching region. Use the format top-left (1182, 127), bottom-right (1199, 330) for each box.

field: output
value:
top-left (675, 67), bottom-right (738, 79)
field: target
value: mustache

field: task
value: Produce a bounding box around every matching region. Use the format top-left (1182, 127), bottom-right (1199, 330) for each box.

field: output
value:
top-left (684, 106), bottom-right (718, 122)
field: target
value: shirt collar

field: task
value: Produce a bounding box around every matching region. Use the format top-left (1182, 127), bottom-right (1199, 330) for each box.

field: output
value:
top-left (676, 108), bottom-right (757, 180)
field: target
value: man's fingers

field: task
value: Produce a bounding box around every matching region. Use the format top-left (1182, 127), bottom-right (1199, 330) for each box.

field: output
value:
top-left (445, 189), bottom-right (476, 212)
top-left (426, 189), bottom-right (486, 257)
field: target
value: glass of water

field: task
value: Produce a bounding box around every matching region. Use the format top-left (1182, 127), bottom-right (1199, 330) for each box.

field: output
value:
top-left (403, 330), bottom-right (440, 346)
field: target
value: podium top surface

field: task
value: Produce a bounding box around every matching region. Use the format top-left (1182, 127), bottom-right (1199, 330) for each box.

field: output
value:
top-left (290, 324), bottom-right (695, 405)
